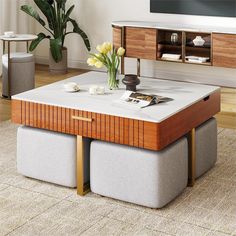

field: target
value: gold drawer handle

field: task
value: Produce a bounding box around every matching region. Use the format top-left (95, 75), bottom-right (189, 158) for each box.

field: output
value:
top-left (71, 116), bottom-right (93, 122)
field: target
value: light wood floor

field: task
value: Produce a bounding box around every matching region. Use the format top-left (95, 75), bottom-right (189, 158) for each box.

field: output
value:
top-left (0, 64), bottom-right (235, 129)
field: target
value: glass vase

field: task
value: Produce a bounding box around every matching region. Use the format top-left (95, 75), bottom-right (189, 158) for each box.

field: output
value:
top-left (107, 68), bottom-right (119, 90)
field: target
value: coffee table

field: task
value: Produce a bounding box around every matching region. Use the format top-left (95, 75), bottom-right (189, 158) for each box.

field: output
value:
top-left (11, 71), bottom-right (221, 195)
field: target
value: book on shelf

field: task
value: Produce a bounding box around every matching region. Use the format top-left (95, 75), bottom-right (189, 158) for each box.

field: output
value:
top-left (161, 53), bottom-right (181, 61)
top-left (185, 56), bottom-right (210, 63)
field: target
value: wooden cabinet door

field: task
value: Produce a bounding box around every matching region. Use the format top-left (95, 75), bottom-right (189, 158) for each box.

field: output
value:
top-left (113, 27), bottom-right (122, 49)
top-left (213, 33), bottom-right (236, 68)
top-left (125, 27), bottom-right (157, 60)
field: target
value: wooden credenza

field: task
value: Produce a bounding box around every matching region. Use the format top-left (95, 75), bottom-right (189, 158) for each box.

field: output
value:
top-left (112, 21), bottom-right (236, 69)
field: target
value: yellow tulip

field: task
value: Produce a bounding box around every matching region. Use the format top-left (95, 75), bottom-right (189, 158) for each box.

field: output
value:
top-left (95, 61), bottom-right (103, 68)
top-left (117, 47), bottom-right (125, 56)
top-left (103, 42), bottom-right (112, 53)
top-left (95, 53), bottom-right (103, 60)
top-left (96, 44), bottom-right (105, 54)
top-left (87, 57), bottom-right (97, 66)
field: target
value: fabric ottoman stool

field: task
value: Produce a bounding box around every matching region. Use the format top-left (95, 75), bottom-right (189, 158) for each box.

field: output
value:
top-left (195, 117), bottom-right (217, 178)
top-left (2, 52), bottom-right (35, 97)
top-left (17, 126), bottom-right (90, 188)
top-left (90, 137), bottom-right (188, 208)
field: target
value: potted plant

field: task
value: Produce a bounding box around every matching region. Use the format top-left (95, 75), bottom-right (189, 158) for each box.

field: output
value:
top-left (21, 0), bottom-right (90, 74)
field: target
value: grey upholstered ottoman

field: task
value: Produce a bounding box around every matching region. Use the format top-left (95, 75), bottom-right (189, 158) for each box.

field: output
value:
top-left (195, 117), bottom-right (217, 178)
top-left (2, 52), bottom-right (35, 97)
top-left (17, 126), bottom-right (90, 188)
top-left (90, 137), bottom-right (188, 208)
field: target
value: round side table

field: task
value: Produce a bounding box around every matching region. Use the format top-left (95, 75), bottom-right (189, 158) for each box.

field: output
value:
top-left (0, 34), bottom-right (37, 99)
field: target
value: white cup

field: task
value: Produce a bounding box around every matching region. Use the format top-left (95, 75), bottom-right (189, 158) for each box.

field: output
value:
top-left (4, 31), bottom-right (15, 37)
top-left (89, 85), bottom-right (98, 95)
top-left (64, 82), bottom-right (79, 92)
top-left (89, 85), bottom-right (105, 95)
top-left (96, 86), bottom-right (105, 95)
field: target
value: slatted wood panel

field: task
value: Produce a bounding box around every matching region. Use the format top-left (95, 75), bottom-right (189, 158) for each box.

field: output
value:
top-left (12, 90), bottom-right (220, 151)
top-left (113, 27), bottom-right (122, 49)
top-left (12, 100), bottom-right (150, 149)
top-left (213, 33), bottom-right (236, 68)
top-left (125, 27), bottom-right (157, 60)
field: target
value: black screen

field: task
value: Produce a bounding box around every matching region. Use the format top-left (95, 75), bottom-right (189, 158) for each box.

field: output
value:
top-left (150, 0), bottom-right (236, 17)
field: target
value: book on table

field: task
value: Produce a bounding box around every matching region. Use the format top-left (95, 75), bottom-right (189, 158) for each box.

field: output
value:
top-left (114, 91), bottom-right (171, 109)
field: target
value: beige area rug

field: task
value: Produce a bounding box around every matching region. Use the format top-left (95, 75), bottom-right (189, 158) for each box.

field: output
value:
top-left (0, 121), bottom-right (235, 236)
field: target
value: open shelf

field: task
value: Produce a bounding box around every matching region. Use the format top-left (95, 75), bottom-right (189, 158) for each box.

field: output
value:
top-left (159, 41), bottom-right (182, 47)
top-left (184, 32), bottom-right (212, 64)
top-left (157, 30), bottom-right (183, 60)
top-left (186, 43), bottom-right (211, 49)
top-left (158, 58), bottom-right (183, 63)
top-left (156, 30), bottom-right (212, 64)
top-left (185, 61), bottom-right (212, 66)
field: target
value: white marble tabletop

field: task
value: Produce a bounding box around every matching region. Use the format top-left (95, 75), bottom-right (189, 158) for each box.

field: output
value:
top-left (12, 71), bottom-right (220, 123)
top-left (112, 21), bottom-right (236, 35)
top-left (0, 34), bottom-right (37, 41)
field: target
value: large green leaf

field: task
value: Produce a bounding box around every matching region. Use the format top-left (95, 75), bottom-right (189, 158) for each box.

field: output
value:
top-left (68, 18), bottom-right (91, 51)
top-left (62, 5), bottom-right (74, 32)
top-left (21, 5), bottom-right (46, 27)
top-left (50, 38), bottom-right (63, 62)
top-left (34, 0), bottom-right (55, 31)
top-left (29, 33), bottom-right (51, 51)
top-left (64, 5), bottom-right (74, 23)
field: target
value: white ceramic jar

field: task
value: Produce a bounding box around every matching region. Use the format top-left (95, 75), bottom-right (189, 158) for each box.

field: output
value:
top-left (193, 36), bottom-right (205, 46)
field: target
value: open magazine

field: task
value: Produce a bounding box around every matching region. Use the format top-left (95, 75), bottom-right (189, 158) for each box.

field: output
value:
top-left (114, 91), bottom-right (172, 109)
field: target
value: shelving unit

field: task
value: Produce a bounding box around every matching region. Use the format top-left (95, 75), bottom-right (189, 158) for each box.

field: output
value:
top-left (112, 21), bottom-right (236, 74)
top-left (156, 30), bottom-right (212, 65)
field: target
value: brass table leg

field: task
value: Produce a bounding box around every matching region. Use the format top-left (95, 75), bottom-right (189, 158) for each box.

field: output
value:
top-left (188, 128), bottom-right (196, 187)
top-left (77, 135), bottom-right (90, 196)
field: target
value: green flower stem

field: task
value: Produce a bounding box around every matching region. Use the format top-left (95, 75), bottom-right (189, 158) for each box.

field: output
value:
top-left (108, 68), bottom-right (119, 90)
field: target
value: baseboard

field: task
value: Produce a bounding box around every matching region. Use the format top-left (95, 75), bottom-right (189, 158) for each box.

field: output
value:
top-left (35, 56), bottom-right (236, 88)
top-left (35, 56), bottom-right (93, 70)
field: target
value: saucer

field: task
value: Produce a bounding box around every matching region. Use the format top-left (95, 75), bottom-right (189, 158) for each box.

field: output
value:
top-left (63, 82), bottom-right (80, 92)
top-left (64, 88), bottom-right (80, 93)
top-left (3, 35), bottom-right (16, 38)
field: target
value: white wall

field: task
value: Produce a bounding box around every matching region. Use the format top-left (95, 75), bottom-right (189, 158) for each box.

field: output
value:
top-left (34, 0), bottom-right (236, 87)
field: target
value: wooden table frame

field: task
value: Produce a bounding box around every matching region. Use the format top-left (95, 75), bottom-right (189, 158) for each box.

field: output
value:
top-left (12, 89), bottom-right (220, 195)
